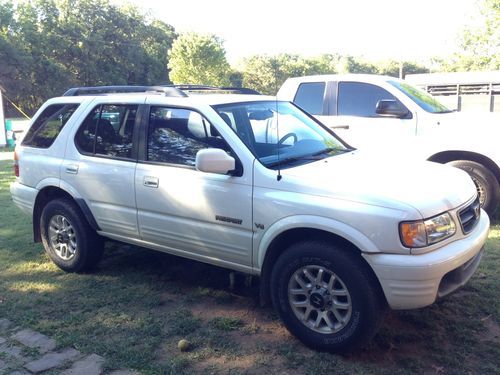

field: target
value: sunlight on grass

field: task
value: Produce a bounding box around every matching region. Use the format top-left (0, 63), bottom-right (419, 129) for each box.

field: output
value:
top-left (3, 263), bottom-right (60, 278)
top-left (8, 281), bottom-right (60, 293)
top-left (488, 224), bottom-right (499, 238)
top-left (0, 227), bottom-right (18, 237)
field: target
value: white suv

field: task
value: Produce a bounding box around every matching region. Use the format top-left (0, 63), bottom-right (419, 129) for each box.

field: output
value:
top-left (10, 86), bottom-right (489, 352)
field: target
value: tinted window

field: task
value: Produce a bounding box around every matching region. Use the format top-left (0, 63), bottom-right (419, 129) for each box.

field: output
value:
top-left (75, 104), bottom-right (137, 159)
top-left (22, 104), bottom-right (79, 148)
top-left (147, 107), bottom-right (231, 166)
top-left (294, 82), bottom-right (326, 115)
top-left (338, 82), bottom-right (398, 117)
top-left (388, 80), bottom-right (452, 113)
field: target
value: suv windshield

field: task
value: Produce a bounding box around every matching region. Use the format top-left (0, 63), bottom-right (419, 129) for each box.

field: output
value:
top-left (388, 81), bottom-right (453, 114)
top-left (213, 101), bottom-right (349, 169)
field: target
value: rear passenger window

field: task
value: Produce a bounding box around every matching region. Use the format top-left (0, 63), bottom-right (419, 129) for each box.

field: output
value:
top-left (75, 104), bottom-right (138, 159)
top-left (147, 107), bottom-right (231, 166)
top-left (293, 82), bottom-right (326, 115)
top-left (22, 104), bottom-right (79, 148)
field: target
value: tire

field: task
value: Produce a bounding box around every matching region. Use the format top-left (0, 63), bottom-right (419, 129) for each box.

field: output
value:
top-left (270, 241), bottom-right (386, 352)
top-left (40, 198), bottom-right (103, 273)
top-left (447, 160), bottom-right (500, 216)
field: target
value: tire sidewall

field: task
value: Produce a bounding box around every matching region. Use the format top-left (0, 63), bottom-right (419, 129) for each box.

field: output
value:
top-left (40, 199), bottom-right (90, 272)
top-left (449, 160), bottom-right (499, 215)
top-left (271, 244), bottom-right (377, 351)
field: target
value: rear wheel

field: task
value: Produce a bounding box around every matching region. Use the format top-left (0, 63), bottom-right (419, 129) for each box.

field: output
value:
top-left (40, 198), bottom-right (103, 273)
top-left (447, 160), bottom-right (499, 216)
top-left (270, 241), bottom-right (385, 352)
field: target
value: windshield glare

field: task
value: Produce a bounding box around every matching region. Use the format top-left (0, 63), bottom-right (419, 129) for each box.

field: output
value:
top-left (212, 101), bottom-right (347, 168)
top-left (388, 80), bottom-right (452, 113)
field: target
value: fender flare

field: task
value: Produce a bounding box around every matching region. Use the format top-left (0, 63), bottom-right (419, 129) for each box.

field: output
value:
top-left (256, 214), bottom-right (379, 270)
top-left (33, 180), bottom-right (100, 242)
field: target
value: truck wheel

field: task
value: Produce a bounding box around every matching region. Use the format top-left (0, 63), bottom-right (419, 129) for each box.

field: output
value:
top-left (40, 198), bottom-right (103, 273)
top-left (270, 241), bottom-right (385, 352)
top-left (447, 160), bottom-right (499, 216)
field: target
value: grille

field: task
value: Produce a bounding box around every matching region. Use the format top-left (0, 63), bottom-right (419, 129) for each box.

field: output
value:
top-left (459, 198), bottom-right (481, 234)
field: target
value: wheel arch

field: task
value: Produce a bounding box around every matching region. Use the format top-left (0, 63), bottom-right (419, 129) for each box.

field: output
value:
top-left (33, 186), bottom-right (99, 242)
top-left (428, 150), bottom-right (500, 183)
top-left (258, 226), bottom-right (385, 308)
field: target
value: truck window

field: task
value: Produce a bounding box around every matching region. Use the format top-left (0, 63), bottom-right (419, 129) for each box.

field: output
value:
top-left (338, 82), bottom-right (398, 117)
top-left (294, 82), bottom-right (326, 115)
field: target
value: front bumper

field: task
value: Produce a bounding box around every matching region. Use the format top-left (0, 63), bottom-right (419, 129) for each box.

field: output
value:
top-left (363, 210), bottom-right (490, 309)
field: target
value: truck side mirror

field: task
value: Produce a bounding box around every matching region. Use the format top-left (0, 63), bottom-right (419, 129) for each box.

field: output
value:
top-left (196, 148), bottom-right (236, 175)
top-left (375, 100), bottom-right (410, 118)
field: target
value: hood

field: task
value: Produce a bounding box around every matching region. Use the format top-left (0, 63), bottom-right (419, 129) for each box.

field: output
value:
top-left (439, 110), bottom-right (499, 122)
top-left (279, 151), bottom-right (477, 218)
top-left (426, 111), bottom-right (500, 132)
top-left (416, 111), bottom-right (500, 159)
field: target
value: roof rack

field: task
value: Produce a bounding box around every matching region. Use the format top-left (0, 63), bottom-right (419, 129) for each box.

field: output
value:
top-left (170, 85), bottom-right (261, 95)
top-left (62, 85), bottom-right (188, 97)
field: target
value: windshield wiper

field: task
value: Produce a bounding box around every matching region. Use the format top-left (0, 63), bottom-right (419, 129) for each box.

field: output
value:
top-left (434, 109), bottom-right (456, 114)
top-left (311, 147), bottom-right (354, 156)
top-left (266, 156), bottom-right (320, 168)
top-left (267, 147), bottom-right (354, 168)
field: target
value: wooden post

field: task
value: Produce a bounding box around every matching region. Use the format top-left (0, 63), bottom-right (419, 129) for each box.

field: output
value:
top-left (0, 88), bottom-right (6, 147)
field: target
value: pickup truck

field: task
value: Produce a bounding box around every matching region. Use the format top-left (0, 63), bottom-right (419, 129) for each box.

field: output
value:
top-left (277, 74), bottom-right (500, 215)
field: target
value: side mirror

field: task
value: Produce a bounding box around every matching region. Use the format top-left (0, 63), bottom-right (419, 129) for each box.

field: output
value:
top-left (196, 148), bottom-right (235, 175)
top-left (375, 100), bottom-right (409, 118)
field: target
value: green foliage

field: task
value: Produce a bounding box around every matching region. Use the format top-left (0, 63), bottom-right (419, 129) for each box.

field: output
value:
top-left (168, 32), bottom-right (230, 86)
top-left (0, 0), bottom-right (176, 116)
top-left (238, 53), bottom-right (428, 94)
top-left (208, 317), bottom-right (244, 331)
top-left (437, 0), bottom-right (499, 71)
top-left (239, 53), bottom-right (337, 95)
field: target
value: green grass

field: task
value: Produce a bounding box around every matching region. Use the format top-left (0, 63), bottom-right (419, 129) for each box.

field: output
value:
top-left (0, 159), bottom-right (499, 374)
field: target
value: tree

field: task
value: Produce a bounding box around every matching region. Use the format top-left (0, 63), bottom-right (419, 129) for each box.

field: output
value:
top-left (438, 0), bottom-right (499, 71)
top-left (240, 54), bottom-right (337, 95)
top-left (335, 55), bottom-right (377, 75)
top-left (374, 59), bottom-right (428, 78)
top-left (0, 0), bottom-right (176, 116)
top-left (168, 33), bottom-right (230, 85)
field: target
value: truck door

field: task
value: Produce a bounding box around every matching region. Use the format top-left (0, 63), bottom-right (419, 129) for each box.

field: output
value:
top-left (321, 82), bottom-right (417, 153)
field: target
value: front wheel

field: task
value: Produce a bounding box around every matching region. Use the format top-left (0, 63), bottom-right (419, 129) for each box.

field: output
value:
top-left (270, 241), bottom-right (385, 352)
top-left (447, 160), bottom-right (499, 216)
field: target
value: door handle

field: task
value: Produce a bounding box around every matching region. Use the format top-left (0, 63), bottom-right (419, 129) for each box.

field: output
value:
top-left (331, 125), bottom-right (350, 130)
top-left (65, 165), bottom-right (79, 174)
top-left (143, 176), bottom-right (159, 188)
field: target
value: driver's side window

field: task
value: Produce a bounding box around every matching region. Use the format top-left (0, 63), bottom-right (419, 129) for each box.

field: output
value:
top-left (338, 82), bottom-right (404, 117)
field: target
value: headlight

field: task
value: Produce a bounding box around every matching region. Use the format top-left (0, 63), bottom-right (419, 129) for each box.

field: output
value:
top-left (400, 212), bottom-right (456, 248)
